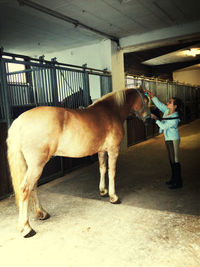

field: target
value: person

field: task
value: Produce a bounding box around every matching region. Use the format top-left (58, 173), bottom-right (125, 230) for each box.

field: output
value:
top-left (145, 89), bottom-right (183, 189)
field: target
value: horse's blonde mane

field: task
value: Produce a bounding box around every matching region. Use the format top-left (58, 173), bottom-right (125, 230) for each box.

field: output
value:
top-left (114, 90), bottom-right (127, 106)
top-left (91, 90), bottom-right (125, 107)
top-left (92, 87), bottom-right (141, 107)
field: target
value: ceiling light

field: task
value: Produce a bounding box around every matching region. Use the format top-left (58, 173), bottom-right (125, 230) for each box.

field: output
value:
top-left (184, 48), bottom-right (200, 57)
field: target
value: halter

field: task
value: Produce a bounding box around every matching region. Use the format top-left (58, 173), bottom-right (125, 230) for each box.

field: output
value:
top-left (134, 90), bottom-right (151, 121)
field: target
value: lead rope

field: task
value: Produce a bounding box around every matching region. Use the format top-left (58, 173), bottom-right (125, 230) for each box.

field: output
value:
top-left (159, 117), bottom-right (180, 120)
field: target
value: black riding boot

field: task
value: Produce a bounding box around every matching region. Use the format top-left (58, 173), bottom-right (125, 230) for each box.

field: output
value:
top-left (168, 163), bottom-right (183, 189)
top-left (166, 162), bottom-right (174, 185)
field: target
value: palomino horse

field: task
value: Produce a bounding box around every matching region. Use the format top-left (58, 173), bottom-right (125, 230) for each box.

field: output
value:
top-left (7, 87), bottom-right (151, 237)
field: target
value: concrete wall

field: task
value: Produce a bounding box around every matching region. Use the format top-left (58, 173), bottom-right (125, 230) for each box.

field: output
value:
top-left (173, 65), bottom-right (200, 86)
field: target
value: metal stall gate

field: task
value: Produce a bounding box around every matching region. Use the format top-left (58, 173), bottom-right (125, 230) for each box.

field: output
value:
top-left (0, 51), bottom-right (112, 199)
top-left (125, 76), bottom-right (200, 146)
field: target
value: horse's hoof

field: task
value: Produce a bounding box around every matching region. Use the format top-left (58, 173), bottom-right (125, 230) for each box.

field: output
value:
top-left (36, 211), bottom-right (50, 220)
top-left (100, 189), bottom-right (108, 197)
top-left (110, 198), bottom-right (121, 204)
top-left (24, 229), bottom-right (36, 238)
top-left (40, 213), bottom-right (50, 221)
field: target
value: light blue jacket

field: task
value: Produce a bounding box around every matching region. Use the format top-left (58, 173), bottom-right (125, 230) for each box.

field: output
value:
top-left (152, 97), bottom-right (180, 141)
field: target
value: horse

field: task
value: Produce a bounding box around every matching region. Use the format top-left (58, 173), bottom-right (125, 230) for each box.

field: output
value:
top-left (60, 87), bottom-right (92, 109)
top-left (7, 87), bottom-right (151, 238)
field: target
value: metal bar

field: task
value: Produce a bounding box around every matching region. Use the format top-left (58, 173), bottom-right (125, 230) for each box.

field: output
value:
top-left (38, 67), bottom-right (44, 104)
top-left (51, 66), bottom-right (58, 106)
top-left (7, 68), bottom-right (32, 75)
top-left (2, 52), bottom-right (111, 75)
top-left (57, 70), bottom-right (62, 103)
top-left (46, 68), bottom-right (51, 103)
top-left (5, 57), bottom-right (111, 79)
top-left (62, 70), bottom-right (68, 104)
top-left (82, 71), bottom-right (90, 107)
top-left (67, 71), bottom-right (71, 101)
top-left (19, 72), bottom-right (24, 104)
top-left (40, 68), bottom-right (47, 103)
top-left (57, 70), bottom-right (61, 103)
top-left (65, 70), bottom-right (71, 106)
top-left (0, 58), bottom-right (12, 126)
top-left (32, 67), bottom-right (38, 105)
top-left (46, 68), bottom-right (52, 104)
top-left (71, 72), bottom-right (76, 108)
top-left (75, 72), bottom-right (79, 107)
top-left (61, 70), bottom-right (65, 103)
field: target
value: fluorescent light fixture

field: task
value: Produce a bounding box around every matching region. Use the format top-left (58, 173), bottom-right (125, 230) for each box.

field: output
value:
top-left (184, 48), bottom-right (200, 57)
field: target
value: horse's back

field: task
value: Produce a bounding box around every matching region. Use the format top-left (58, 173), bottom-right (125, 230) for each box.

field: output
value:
top-left (9, 105), bottom-right (124, 158)
top-left (18, 106), bottom-right (65, 122)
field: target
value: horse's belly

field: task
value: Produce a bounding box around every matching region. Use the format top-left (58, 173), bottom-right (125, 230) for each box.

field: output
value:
top-left (54, 135), bottom-right (101, 158)
top-left (54, 147), bottom-right (96, 158)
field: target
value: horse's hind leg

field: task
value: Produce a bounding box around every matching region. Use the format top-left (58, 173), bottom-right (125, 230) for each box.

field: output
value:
top-left (18, 164), bottom-right (45, 237)
top-left (108, 147), bottom-right (121, 204)
top-left (98, 151), bottom-right (108, 197)
top-left (31, 184), bottom-right (50, 220)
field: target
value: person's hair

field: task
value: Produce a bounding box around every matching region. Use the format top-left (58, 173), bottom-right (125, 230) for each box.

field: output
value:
top-left (172, 97), bottom-right (184, 121)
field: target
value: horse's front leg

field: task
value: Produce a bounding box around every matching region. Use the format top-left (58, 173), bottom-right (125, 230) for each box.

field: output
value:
top-left (108, 147), bottom-right (121, 204)
top-left (98, 151), bottom-right (108, 197)
top-left (31, 184), bottom-right (50, 220)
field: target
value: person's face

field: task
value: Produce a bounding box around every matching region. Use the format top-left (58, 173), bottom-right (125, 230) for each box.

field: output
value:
top-left (167, 98), bottom-right (177, 110)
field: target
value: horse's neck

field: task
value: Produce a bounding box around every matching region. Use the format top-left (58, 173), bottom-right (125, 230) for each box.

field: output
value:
top-left (118, 90), bottom-right (137, 121)
top-left (107, 95), bottom-right (130, 122)
top-left (89, 90), bottom-right (137, 121)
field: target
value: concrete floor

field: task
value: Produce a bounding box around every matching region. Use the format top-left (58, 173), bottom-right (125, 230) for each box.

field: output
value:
top-left (0, 119), bottom-right (200, 267)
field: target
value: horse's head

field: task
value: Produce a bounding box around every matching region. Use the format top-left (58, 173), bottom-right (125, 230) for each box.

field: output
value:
top-left (133, 88), bottom-right (152, 125)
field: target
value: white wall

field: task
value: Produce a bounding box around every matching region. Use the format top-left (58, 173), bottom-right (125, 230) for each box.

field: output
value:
top-left (45, 39), bottom-right (125, 99)
top-left (45, 39), bottom-right (112, 71)
top-left (173, 65), bottom-right (200, 86)
top-left (45, 40), bottom-right (112, 100)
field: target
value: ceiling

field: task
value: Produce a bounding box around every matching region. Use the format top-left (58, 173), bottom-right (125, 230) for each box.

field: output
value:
top-left (1, 0), bottom-right (200, 75)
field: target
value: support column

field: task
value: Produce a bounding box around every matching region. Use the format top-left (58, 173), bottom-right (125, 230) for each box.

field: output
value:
top-left (111, 42), bottom-right (125, 92)
top-left (110, 42), bottom-right (127, 150)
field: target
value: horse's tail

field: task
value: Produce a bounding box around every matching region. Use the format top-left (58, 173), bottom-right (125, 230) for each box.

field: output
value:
top-left (7, 119), bottom-right (27, 207)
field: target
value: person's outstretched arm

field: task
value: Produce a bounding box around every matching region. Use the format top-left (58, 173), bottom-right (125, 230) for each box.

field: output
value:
top-left (145, 89), bottom-right (168, 113)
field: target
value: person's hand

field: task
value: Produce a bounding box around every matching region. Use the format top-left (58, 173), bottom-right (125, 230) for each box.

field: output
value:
top-left (145, 89), bottom-right (154, 98)
top-left (151, 113), bottom-right (158, 120)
